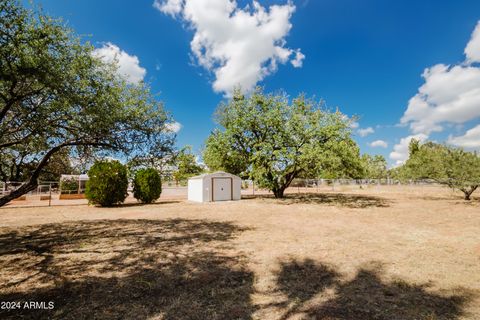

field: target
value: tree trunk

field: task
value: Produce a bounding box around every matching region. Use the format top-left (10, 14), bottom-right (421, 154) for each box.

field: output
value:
top-left (272, 172), bottom-right (298, 198)
top-left (273, 188), bottom-right (285, 198)
top-left (462, 185), bottom-right (478, 201)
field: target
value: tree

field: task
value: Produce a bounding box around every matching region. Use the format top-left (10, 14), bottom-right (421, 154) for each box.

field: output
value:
top-left (361, 154), bottom-right (387, 179)
top-left (203, 88), bottom-right (361, 198)
top-left (85, 160), bottom-right (128, 206)
top-left (404, 141), bottom-right (480, 200)
top-left (0, 1), bottom-right (174, 206)
top-left (133, 168), bottom-right (162, 203)
top-left (0, 146), bottom-right (75, 182)
top-left (203, 131), bottom-right (249, 177)
top-left (173, 146), bottom-right (204, 183)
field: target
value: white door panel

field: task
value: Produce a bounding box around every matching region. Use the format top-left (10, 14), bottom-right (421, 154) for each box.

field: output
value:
top-left (213, 178), bottom-right (231, 201)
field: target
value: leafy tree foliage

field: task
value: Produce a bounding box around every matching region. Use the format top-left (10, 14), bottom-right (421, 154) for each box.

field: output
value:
top-left (133, 168), bottom-right (162, 204)
top-left (0, 148), bottom-right (75, 182)
top-left (172, 146), bottom-right (204, 183)
top-left (60, 177), bottom-right (79, 194)
top-left (361, 154), bottom-right (388, 179)
top-left (203, 88), bottom-right (361, 198)
top-left (85, 160), bottom-right (128, 206)
top-left (404, 140), bottom-right (480, 200)
top-left (0, 1), bottom-right (174, 205)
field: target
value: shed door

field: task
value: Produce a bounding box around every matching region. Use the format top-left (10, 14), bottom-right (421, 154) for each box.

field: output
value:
top-left (212, 178), bottom-right (232, 201)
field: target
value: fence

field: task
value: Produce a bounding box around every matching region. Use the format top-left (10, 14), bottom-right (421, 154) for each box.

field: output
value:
top-left (1, 178), bottom-right (446, 208)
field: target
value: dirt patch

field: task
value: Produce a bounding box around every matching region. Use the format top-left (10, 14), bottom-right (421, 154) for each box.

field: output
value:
top-left (0, 219), bottom-right (253, 319)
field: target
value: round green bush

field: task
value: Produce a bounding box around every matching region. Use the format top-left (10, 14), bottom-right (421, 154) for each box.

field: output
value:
top-left (85, 160), bottom-right (129, 206)
top-left (133, 168), bottom-right (162, 204)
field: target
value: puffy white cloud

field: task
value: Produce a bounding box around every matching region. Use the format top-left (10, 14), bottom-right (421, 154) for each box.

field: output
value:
top-left (357, 127), bottom-right (374, 137)
top-left (291, 49), bottom-right (305, 68)
top-left (93, 43), bottom-right (146, 83)
top-left (389, 134), bottom-right (428, 166)
top-left (165, 121), bottom-right (182, 133)
top-left (154, 0), bottom-right (304, 95)
top-left (465, 21), bottom-right (480, 64)
top-left (369, 140), bottom-right (388, 148)
top-left (400, 21), bottom-right (480, 135)
top-left (153, 0), bottom-right (183, 16)
top-left (447, 124), bottom-right (480, 149)
top-left (400, 64), bottom-right (480, 134)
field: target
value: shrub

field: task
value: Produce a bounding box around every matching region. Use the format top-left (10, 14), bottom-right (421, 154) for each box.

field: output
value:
top-left (60, 177), bottom-right (79, 194)
top-left (133, 168), bottom-right (162, 203)
top-left (85, 160), bottom-right (129, 206)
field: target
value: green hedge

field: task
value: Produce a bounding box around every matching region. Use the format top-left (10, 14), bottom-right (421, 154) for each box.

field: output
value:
top-left (85, 160), bottom-right (128, 206)
top-left (133, 168), bottom-right (162, 204)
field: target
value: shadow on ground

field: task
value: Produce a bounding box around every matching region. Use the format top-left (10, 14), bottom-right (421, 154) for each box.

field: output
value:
top-left (273, 258), bottom-right (472, 320)
top-left (243, 193), bottom-right (389, 208)
top-left (0, 219), bottom-right (254, 320)
top-left (0, 221), bottom-right (473, 319)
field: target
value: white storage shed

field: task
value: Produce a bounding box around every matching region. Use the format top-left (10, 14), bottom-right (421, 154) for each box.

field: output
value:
top-left (188, 172), bottom-right (242, 202)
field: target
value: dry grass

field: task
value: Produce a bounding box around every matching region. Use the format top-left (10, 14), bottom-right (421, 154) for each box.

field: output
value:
top-left (0, 186), bottom-right (479, 319)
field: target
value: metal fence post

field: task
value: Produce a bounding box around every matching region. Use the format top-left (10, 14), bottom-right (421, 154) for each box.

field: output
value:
top-left (48, 183), bottom-right (52, 207)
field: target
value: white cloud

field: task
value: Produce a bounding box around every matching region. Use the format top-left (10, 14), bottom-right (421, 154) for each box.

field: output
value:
top-left (400, 64), bottom-right (480, 134)
top-left (154, 0), bottom-right (304, 95)
top-left (400, 21), bottom-right (480, 135)
top-left (369, 140), bottom-right (388, 148)
top-left (93, 43), bottom-right (146, 84)
top-left (465, 21), bottom-right (480, 64)
top-left (165, 121), bottom-right (182, 133)
top-left (447, 124), bottom-right (480, 149)
top-left (349, 121), bottom-right (359, 129)
top-left (291, 49), bottom-right (305, 68)
top-left (357, 127), bottom-right (374, 137)
top-left (389, 134), bottom-right (428, 166)
top-left (153, 0), bottom-right (183, 16)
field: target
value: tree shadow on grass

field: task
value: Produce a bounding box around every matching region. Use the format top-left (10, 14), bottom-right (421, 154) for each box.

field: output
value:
top-left (0, 219), bottom-right (254, 320)
top-left (274, 259), bottom-right (472, 320)
top-left (243, 193), bottom-right (389, 208)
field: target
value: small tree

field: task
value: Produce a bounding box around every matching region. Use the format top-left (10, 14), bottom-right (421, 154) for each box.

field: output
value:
top-left (361, 154), bottom-right (388, 179)
top-left (203, 88), bottom-right (361, 198)
top-left (85, 160), bottom-right (128, 206)
top-left (172, 146), bottom-right (204, 184)
top-left (60, 177), bottom-right (79, 194)
top-left (405, 141), bottom-right (480, 200)
top-left (133, 168), bottom-right (162, 204)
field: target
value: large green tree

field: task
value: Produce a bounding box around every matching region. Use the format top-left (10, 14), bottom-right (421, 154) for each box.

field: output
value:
top-left (0, 1), bottom-right (174, 206)
top-left (404, 140), bottom-right (480, 200)
top-left (203, 88), bottom-right (361, 198)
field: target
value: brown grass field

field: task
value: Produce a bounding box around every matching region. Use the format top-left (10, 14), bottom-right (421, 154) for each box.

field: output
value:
top-left (0, 185), bottom-right (479, 319)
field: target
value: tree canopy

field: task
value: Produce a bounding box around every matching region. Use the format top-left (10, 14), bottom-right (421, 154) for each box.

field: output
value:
top-left (172, 146), bottom-right (204, 183)
top-left (203, 88), bottom-right (362, 198)
top-left (0, 0), bottom-right (175, 205)
top-left (360, 154), bottom-right (388, 179)
top-left (403, 140), bottom-right (480, 200)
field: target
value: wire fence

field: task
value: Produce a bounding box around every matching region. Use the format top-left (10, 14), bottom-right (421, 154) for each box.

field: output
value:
top-left (0, 177), bottom-right (448, 208)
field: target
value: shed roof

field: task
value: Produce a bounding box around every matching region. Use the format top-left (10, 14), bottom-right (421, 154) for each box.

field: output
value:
top-left (189, 171), bottom-right (240, 180)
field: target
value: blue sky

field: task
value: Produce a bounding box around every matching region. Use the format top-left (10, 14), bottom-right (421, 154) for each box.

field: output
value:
top-left (26, 0), bottom-right (480, 166)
